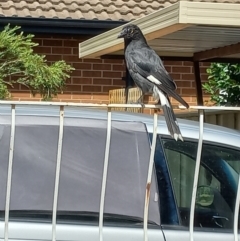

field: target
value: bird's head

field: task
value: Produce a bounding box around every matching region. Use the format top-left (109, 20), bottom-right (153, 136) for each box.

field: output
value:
top-left (117, 24), bottom-right (143, 40)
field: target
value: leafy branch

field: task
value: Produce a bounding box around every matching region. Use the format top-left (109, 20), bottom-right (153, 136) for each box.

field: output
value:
top-left (203, 63), bottom-right (240, 106)
top-left (0, 24), bottom-right (74, 100)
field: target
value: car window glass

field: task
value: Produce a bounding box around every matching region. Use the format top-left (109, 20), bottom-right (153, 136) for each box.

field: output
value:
top-left (162, 138), bottom-right (240, 230)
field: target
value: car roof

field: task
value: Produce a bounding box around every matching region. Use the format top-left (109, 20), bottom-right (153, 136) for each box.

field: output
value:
top-left (0, 105), bottom-right (239, 149)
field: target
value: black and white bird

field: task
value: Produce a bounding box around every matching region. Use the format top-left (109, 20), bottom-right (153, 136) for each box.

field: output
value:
top-left (118, 24), bottom-right (189, 141)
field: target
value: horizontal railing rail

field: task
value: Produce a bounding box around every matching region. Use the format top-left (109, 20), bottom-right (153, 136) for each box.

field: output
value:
top-left (0, 101), bottom-right (239, 241)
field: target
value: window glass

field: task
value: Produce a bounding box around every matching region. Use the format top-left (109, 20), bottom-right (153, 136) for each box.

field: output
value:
top-left (162, 138), bottom-right (240, 230)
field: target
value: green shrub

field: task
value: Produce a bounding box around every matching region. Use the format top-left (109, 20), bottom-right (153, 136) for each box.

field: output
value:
top-left (203, 63), bottom-right (240, 106)
top-left (0, 24), bottom-right (74, 100)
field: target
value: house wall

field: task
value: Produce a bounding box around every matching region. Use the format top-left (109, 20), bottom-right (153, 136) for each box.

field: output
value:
top-left (9, 34), bottom-right (210, 107)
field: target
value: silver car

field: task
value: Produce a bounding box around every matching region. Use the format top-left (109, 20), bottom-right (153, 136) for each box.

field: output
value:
top-left (0, 104), bottom-right (240, 241)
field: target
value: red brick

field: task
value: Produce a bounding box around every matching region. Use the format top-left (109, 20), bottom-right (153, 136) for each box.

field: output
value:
top-left (165, 66), bottom-right (172, 72)
top-left (181, 74), bottom-right (195, 81)
top-left (34, 46), bottom-right (52, 54)
top-left (54, 93), bottom-right (72, 99)
top-left (19, 85), bottom-right (30, 91)
top-left (52, 47), bottom-right (72, 55)
top-left (112, 79), bottom-right (124, 86)
top-left (103, 71), bottom-right (122, 78)
top-left (112, 64), bottom-right (125, 71)
top-left (172, 66), bottom-right (192, 73)
top-left (72, 48), bottom-right (79, 55)
top-left (10, 91), bottom-right (31, 98)
top-left (175, 81), bottom-right (192, 88)
top-left (72, 94), bottom-right (92, 100)
top-left (104, 59), bottom-right (124, 64)
top-left (93, 64), bottom-right (112, 70)
top-left (79, 99), bottom-right (96, 103)
top-left (65, 78), bottom-right (72, 84)
top-left (181, 89), bottom-right (196, 96)
top-left (201, 74), bottom-right (208, 81)
top-left (72, 70), bottom-right (82, 76)
top-left (201, 62), bottom-right (211, 67)
top-left (63, 40), bottom-right (79, 47)
top-left (62, 55), bottom-right (81, 62)
top-left (200, 67), bottom-right (208, 74)
top-left (183, 61), bottom-right (193, 67)
top-left (82, 85), bottom-right (102, 92)
top-left (169, 73), bottom-right (181, 80)
top-left (43, 39), bottom-right (63, 46)
top-left (19, 98), bottom-right (42, 101)
top-left (92, 94), bottom-right (109, 100)
top-left (93, 78), bottom-right (112, 85)
top-left (163, 61), bottom-right (183, 66)
top-left (8, 83), bottom-right (20, 90)
top-left (72, 77), bottom-right (92, 85)
top-left (45, 54), bottom-right (62, 61)
top-left (82, 71), bottom-right (101, 77)
top-left (33, 38), bottom-right (42, 45)
top-left (83, 58), bottom-right (103, 63)
top-left (75, 63), bottom-right (92, 69)
top-left (66, 85), bottom-right (82, 92)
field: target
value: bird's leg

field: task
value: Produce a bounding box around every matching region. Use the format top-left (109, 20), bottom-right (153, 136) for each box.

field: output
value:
top-left (129, 94), bottom-right (144, 106)
top-left (137, 94), bottom-right (145, 108)
top-left (129, 93), bottom-right (145, 107)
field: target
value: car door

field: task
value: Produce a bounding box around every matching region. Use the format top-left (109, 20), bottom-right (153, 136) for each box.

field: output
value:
top-left (157, 137), bottom-right (240, 241)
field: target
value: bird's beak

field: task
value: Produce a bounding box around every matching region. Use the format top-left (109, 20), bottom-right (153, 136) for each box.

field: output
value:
top-left (117, 28), bottom-right (127, 38)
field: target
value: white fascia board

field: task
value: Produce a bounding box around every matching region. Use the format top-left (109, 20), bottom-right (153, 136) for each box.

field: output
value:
top-left (79, 2), bottom-right (182, 58)
top-left (179, 1), bottom-right (240, 26)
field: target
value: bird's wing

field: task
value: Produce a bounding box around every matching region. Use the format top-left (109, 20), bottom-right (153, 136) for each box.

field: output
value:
top-left (126, 46), bottom-right (189, 108)
top-left (128, 47), bottom-right (176, 90)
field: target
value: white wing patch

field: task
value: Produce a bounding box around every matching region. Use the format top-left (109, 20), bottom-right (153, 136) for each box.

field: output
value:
top-left (147, 75), bottom-right (161, 85)
top-left (153, 86), bottom-right (170, 107)
top-left (158, 90), bottom-right (170, 107)
top-left (159, 92), bottom-right (168, 107)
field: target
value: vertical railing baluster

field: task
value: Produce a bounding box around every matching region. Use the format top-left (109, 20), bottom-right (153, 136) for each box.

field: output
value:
top-left (143, 110), bottom-right (158, 241)
top-left (99, 108), bottom-right (112, 241)
top-left (4, 104), bottom-right (16, 241)
top-left (189, 109), bottom-right (204, 241)
top-left (52, 106), bottom-right (64, 241)
top-left (234, 175), bottom-right (240, 241)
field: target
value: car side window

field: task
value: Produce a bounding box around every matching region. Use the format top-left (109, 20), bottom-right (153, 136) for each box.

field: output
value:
top-left (162, 138), bottom-right (240, 230)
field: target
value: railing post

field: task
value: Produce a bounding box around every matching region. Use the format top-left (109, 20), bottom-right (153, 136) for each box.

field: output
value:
top-left (52, 105), bottom-right (65, 241)
top-left (189, 109), bottom-right (204, 241)
top-left (143, 110), bottom-right (158, 241)
top-left (4, 104), bottom-right (16, 241)
top-left (234, 175), bottom-right (240, 241)
top-left (99, 108), bottom-right (112, 241)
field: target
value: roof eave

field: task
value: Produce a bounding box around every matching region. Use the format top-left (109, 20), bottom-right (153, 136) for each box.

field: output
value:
top-left (79, 1), bottom-right (240, 59)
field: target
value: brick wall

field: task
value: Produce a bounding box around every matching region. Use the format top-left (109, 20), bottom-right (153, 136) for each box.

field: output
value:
top-left (9, 34), bottom-right (210, 107)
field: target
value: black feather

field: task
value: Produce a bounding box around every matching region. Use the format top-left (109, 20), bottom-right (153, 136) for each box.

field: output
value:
top-left (118, 24), bottom-right (189, 141)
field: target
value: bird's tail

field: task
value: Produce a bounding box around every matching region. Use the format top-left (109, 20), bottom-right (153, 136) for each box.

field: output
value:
top-left (154, 87), bottom-right (183, 141)
top-left (158, 84), bottom-right (189, 109)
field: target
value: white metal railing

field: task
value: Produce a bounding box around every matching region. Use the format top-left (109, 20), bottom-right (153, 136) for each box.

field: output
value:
top-left (0, 101), bottom-right (240, 241)
top-left (189, 110), bottom-right (204, 241)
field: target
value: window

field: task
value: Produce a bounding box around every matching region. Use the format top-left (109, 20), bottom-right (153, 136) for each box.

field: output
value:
top-left (162, 138), bottom-right (240, 230)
